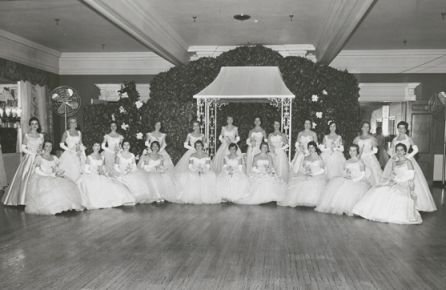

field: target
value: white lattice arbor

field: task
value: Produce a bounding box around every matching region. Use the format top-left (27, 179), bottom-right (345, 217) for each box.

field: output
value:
top-left (193, 66), bottom-right (295, 161)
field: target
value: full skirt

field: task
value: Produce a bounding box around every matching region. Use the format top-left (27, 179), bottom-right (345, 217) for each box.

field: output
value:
top-left (59, 151), bottom-right (85, 182)
top-left (361, 154), bottom-right (382, 186)
top-left (321, 151), bottom-right (346, 180)
top-left (216, 171), bottom-right (250, 203)
top-left (0, 150), bottom-right (6, 188)
top-left (117, 170), bottom-right (160, 203)
top-left (2, 153), bottom-right (36, 206)
top-left (177, 171), bottom-right (220, 204)
top-left (238, 174), bottom-right (286, 205)
top-left (271, 149), bottom-right (289, 182)
top-left (279, 174), bottom-right (327, 207)
top-left (174, 149), bottom-right (195, 175)
top-left (145, 172), bottom-right (180, 202)
top-left (103, 151), bottom-right (119, 177)
top-left (212, 143), bottom-right (242, 173)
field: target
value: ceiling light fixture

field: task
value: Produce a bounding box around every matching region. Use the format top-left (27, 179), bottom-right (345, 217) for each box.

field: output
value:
top-left (233, 14), bottom-right (251, 21)
top-left (289, 14), bottom-right (294, 22)
top-left (192, 16), bottom-right (198, 22)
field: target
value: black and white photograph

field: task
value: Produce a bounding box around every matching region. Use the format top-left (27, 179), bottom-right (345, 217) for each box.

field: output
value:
top-left (0, 0), bottom-right (445, 289)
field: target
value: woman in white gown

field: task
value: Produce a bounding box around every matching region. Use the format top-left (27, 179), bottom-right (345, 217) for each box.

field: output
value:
top-left (114, 141), bottom-right (155, 204)
top-left (352, 143), bottom-right (422, 224)
top-left (139, 141), bottom-right (178, 203)
top-left (320, 121), bottom-right (346, 179)
top-left (0, 142), bottom-right (6, 189)
top-left (239, 142), bottom-right (285, 205)
top-left (144, 121), bottom-right (174, 171)
top-left (25, 140), bottom-right (83, 215)
top-left (316, 144), bottom-right (370, 216)
top-left (212, 116), bottom-right (241, 173)
top-left (2, 117), bottom-right (44, 206)
top-left (246, 117), bottom-right (267, 174)
top-left (290, 119), bottom-right (318, 175)
top-left (101, 121), bottom-right (123, 176)
top-left (216, 143), bottom-right (250, 203)
top-left (177, 140), bottom-right (220, 204)
top-left (353, 122), bottom-right (382, 186)
top-left (77, 143), bottom-right (135, 209)
top-left (174, 121), bottom-right (206, 175)
top-left (279, 141), bottom-right (326, 207)
top-left (384, 121), bottom-right (436, 212)
top-left (59, 118), bottom-right (86, 182)
top-left (268, 121), bottom-right (289, 182)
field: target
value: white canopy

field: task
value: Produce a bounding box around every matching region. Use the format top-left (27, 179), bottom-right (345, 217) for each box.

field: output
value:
top-left (194, 66), bottom-right (294, 101)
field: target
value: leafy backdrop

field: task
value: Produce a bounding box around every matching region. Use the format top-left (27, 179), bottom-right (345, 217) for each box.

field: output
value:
top-left (82, 45), bottom-right (360, 161)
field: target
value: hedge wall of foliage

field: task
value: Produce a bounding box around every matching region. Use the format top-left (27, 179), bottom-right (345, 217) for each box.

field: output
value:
top-left (82, 45), bottom-right (360, 162)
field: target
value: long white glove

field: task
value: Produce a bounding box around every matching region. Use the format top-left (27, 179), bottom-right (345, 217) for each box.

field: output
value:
top-left (281, 144), bottom-right (289, 151)
top-left (59, 142), bottom-right (73, 152)
top-left (407, 145), bottom-right (419, 159)
top-left (184, 142), bottom-right (194, 150)
top-left (319, 144), bottom-right (328, 152)
top-left (335, 145), bottom-right (345, 152)
top-left (234, 136), bottom-right (240, 143)
top-left (21, 144), bottom-right (34, 155)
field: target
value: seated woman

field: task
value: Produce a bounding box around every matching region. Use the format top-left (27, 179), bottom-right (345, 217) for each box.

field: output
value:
top-left (279, 141), bottom-right (326, 207)
top-left (177, 140), bottom-right (220, 204)
top-left (25, 140), bottom-right (83, 215)
top-left (77, 143), bottom-right (135, 210)
top-left (352, 143), bottom-right (422, 224)
top-left (315, 144), bottom-right (370, 216)
top-left (238, 142), bottom-right (285, 205)
top-left (216, 143), bottom-right (250, 203)
top-left (139, 141), bottom-right (179, 203)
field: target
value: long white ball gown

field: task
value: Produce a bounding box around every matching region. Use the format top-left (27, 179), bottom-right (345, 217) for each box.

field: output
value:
top-left (279, 158), bottom-right (327, 207)
top-left (140, 155), bottom-right (179, 203)
top-left (2, 133), bottom-right (44, 206)
top-left (385, 135), bottom-right (436, 212)
top-left (114, 152), bottom-right (156, 204)
top-left (352, 160), bottom-right (422, 224)
top-left (59, 130), bottom-right (86, 182)
top-left (239, 157), bottom-right (285, 205)
top-left (315, 160), bottom-right (370, 216)
top-left (145, 132), bottom-right (174, 171)
top-left (354, 137), bottom-right (382, 186)
top-left (212, 126), bottom-right (241, 173)
top-left (290, 134), bottom-right (316, 175)
top-left (77, 155), bottom-right (135, 209)
top-left (216, 155), bottom-right (250, 203)
top-left (269, 134), bottom-right (289, 182)
top-left (246, 131), bottom-right (266, 173)
top-left (0, 145), bottom-right (6, 189)
top-left (25, 156), bottom-right (83, 215)
top-left (174, 133), bottom-right (205, 175)
top-left (320, 135), bottom-right (346, 180)
top-left (102, 134), bottom-right (123, 176)
top-left (177, 155), bottom-right (220, 204)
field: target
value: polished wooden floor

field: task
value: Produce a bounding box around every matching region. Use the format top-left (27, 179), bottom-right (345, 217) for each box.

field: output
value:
top-left (0, 190), bottom-right (445, 290)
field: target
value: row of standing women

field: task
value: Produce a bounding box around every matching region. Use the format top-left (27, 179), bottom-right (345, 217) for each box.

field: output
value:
top-left (1, 117), bottom-right (436, 225)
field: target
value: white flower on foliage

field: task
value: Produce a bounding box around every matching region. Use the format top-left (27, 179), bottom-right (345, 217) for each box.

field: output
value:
top-left (136, 132), bottom-right (143, 140)
top-left (322, 89), bottom-right (328, 95)
top-left (315, 112), bottom-right (323, 119)
top-left (67, 88), bottom-right (73, 97)
top-left (311, 95), bottom-right (319, 102)
top-left (119, 106), bottom-right (126, 114)
top-left (312, 122), bottom-right (317, 129)
top-left (135, 100), bottom-right (143, 109)
top-left (120, 92), bottom-right (128, 99)
top-left (121, 122), bottom-right (129, 131)
top-left (111, 113), bottom-right (116, 121)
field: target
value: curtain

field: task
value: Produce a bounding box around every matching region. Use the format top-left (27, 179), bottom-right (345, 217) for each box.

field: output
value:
top-left (17, 81), bottom-right (33, 154)
top-left (35, 84), bottom-right (48, 134)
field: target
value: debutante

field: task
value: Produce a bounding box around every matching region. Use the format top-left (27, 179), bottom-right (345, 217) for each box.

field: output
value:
top-left (352, 143), bottom-right (422, 224)
top-left (59, 118), bottom-right (86, 182)
top-left (279, 141), bottom-right (326, 207)
top-left (144, 121), bottom-right (174, 171)
top-left (268, 120), bottom-right (289, 181)
top-left (174, 121), bottom-right (206, 175)
top-left (246, 117), bottom-right (267, 173)
top-left (101, 121), bottom-right (123, 176)
top-left (2, 117), bottom-right (44, 206)
top-left (212, 116), bottom-right (241, 173)
top-left (320, 121), bottom-right (346, 179)
top-left (290, 119), bottom-right (318, 175)
top-left (316, 144), bottom-right (370, 216)
top-left (25, 140), bottom-right (83, 215)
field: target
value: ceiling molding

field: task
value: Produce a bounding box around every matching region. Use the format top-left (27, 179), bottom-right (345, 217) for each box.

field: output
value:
top-left (0, 28), bottom-right (60, 74)
top-left (316, 0), bottom-right (376, 64)
top-left (82, 0), bottom-right (189, 65)
top-left (59, 52), bottom-right (173, 75)
top-left (332, 49), bottom-right (446, 73)
top-left (359, 82), bottom-right (420, 102)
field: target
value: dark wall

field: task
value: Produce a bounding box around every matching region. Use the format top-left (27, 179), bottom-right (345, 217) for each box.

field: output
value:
top-left (55, 75), bottom-right (154, 142)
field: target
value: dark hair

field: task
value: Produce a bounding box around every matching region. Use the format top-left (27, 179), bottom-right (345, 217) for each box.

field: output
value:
top-left (397, 121), bottom-right (409, 131)
top-left (307, 141), bottom-right (321, 155)
top-left (154, 121), bottom-right (161, 127)
top-left (395, 142), bottom-right (407, 153)
top-left (349, 144), bottom-right (360, 155)
top-left (328, 121), bottom-right (338, 134)
top-left (260, 142), bottom-right (269, 152)
top-left (361, 121), bottom-right (371, 130)
top-left (194, 140), bottom-right (204, 149)
top-left (29, 117), bottom-right (41, 133)
top-left (110, 121), bottom-right (117, 126)
top-left (376, 126), bottom-right (382, 134)
top-left (122, 139), bottom-right (130, 146)
top-left (228, 143), bottom-right (238, 151)
top-left (150, 141), bottom-right (160, 151)
top-left (67, 117), bottom-right (80, 130)
top-left (254, 116), bottom-right (262, 123)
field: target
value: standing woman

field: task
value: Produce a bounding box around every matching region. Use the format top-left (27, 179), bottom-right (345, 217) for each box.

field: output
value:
top-left (59, 118), bottom-right (86, 182)
top-left (320, 121), bottom-right (346, 179)
top-left (212, 116), bottom-right (241, 173)
top-left (375, 127), bottom-right (389, 168)
top-left (268, 120), bottom-right (289, 181)
top-left (101, 121), bottom-right (123, 176)
top-left (0, 140), bottom-right (7, 189)
top-left (353, 121), bottom-right (382, 186)
top-left (246, 117), bottom-right (267, 173)
top-left (174, 121), bottom-right (206, 175)
top-left (290, 119), bottom-right (318, 175)
top-left (2, 117), bottom-right (44, 206)
top-left (385, 121), bottom-right (436, 212)
top-left (144, 121), bottom-right (174, 171)
top-left (280, 141), bottom-right (326, 207)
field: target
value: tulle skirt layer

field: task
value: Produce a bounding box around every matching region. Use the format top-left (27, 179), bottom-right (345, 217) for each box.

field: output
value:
top-left (352, 182), bottom-right (422, 224)
top-left (59, 151), bottom-right (85, 182)
top-left (145, 172), bottom-right (180, 202)
top-left (77, 174), bottom-right (136, 209)
top-left (315, 177), bottom-right (370, 216)
top-left (25, 174), bottom-right (83, 215)
top-left (2, 153), bottom-right (36, 206)
top-left (238, 173), bottom-right (286, 205)
top-left (246, 146), bottom-right (261, 174)
top-left (216, 171), bottom-right (250, 203)
top-left (290, 152), bottom-right (305, 176)
top-left (279, 174), bottom-right (327, 207)
top-left (174, 149), bottom-right (195, 175)
top-left (177, 171), bottom-right (220, 204)
top-left (321, 151), bottom-right (346, 180)
top-left (103, 151), bottom-right (119, 177)
top-left (0, 150), bottom-right (6, 189)
top-left (212, 143), bottom-right (242, 173)
top-left (361, 154), bottom-right (382, 186)
top-left (159, 150), bottom-right (174, 171)
top-left (271, 149), bottom-right (289, 182)
top-left (117, 170), bottom-right (159, 203)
